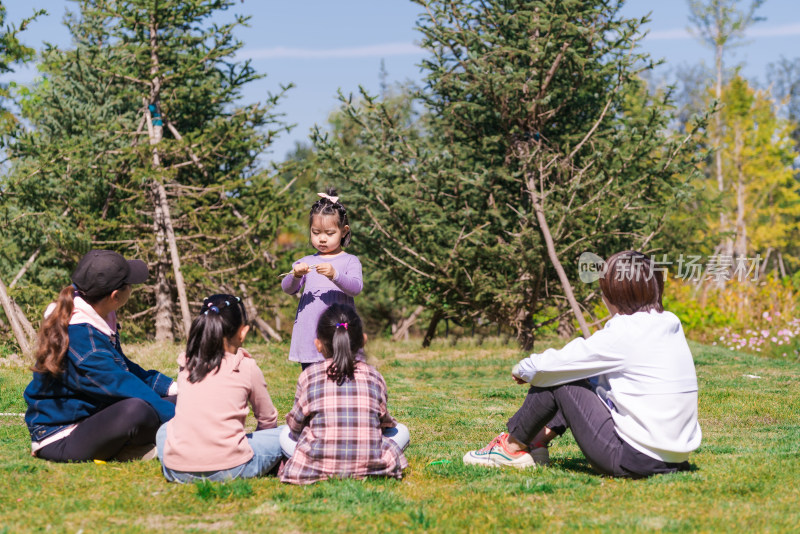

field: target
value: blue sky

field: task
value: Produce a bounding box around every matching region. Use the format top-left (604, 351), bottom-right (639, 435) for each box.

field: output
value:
top-left (4, 1), bottom-right (800, 161)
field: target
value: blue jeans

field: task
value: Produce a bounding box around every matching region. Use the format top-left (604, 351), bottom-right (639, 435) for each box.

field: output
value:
top-left (156, 424), bottom-right (285, 483)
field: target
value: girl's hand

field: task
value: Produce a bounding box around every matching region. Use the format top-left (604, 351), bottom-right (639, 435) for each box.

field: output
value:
top-left (512, 374), bottom-right (527, 385)
top-left (315, 263), bottom-right (336, 280)
top-left (293, 262), bottom-right (310, 277)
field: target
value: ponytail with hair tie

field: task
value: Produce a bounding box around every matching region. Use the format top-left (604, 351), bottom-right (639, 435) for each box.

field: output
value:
top-left (317, 304), bottom-right (364, 385)
top-left (185, 294), bottom-right (248, 383)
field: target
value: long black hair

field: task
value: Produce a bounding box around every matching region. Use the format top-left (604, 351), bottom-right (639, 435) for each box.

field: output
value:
top-left (184, 294), bottom-right (248, 383)
top-left (309, 187), bottom-right (351, 247)
top-left (316, 303), bottom-right (364, 385)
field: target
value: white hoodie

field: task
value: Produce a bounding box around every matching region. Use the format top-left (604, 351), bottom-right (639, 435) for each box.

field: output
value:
top-left (513, 310), bottom-right (702, 463)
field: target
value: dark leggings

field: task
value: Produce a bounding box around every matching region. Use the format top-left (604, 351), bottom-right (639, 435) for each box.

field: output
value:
top-left (507, 380), bottom-right (690, 478)
top-left (37, 398), bottom-right (166, 462)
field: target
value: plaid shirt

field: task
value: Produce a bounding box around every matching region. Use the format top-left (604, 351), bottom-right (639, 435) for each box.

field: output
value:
top-left (280, 360), bottom-right (408, 485)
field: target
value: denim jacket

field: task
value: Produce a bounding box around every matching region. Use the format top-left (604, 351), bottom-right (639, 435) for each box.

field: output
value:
top-left (24, 323), bottom-right (175, 442)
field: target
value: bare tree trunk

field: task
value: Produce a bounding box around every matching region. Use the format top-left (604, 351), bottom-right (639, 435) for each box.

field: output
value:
top-left (422, 309), bottom-right (443, 348)
top-left (778, 252), bottom-right (787, 278)
top-left (237, 283), bottom-right (282, 342)
top-left (0, 275), bottom-right (32, 355)
top-left (515, 309), bottom-right (536, 351)
top-left (556, 305), bottom-right (576, 339)
top-left (145, 93), bottom-right (174, 339)
top-left (759, 247), bottom-right (772, 276)
top-left (715, 37), bottom-right (732, 257)
top-left (530, 191), bottom-right (591, 338)
top-left (155, 178), bottom-right (191, 337)
top-left (391, 305), bottom-right (424, 342)
top-left (9, 248), bottom-right (41, 289)
top-left (144, 14), bottom-right (191, 338)
top-left (151, 204), bottom-right (176, 341)
top-left (733, 131), bottom-right (747, 258)
top-left (5, 254), bottom-right (38, 342)
top-left (248, 310), bottom-right (283, 343)
top-left (11, 300), bottom-right (36, 341)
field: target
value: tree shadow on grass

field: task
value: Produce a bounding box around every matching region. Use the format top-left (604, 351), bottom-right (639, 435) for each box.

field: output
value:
top-left (550, 456), bottom-right (596, 475)
top-left (552, 457), bottom-right (701, 478)
top-left (424, 455), bottom-right (700, 484)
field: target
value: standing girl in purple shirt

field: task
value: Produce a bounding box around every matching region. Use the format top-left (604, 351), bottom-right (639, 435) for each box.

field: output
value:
top-left (281, 189), bottom-right (363, 369)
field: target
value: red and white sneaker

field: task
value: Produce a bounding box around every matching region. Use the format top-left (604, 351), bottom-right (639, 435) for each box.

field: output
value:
top-left (463, 432), bottom-right (536, 469)
top-left (463, 433), bottom-right (505, 466)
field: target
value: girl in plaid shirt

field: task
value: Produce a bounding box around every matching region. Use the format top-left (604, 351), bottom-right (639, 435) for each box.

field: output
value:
top-left (279, 304), bottom-right (409, 484)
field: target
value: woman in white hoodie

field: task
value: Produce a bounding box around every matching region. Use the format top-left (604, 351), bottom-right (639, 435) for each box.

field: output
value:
top-left (464, 250), bottom-right (702, 478)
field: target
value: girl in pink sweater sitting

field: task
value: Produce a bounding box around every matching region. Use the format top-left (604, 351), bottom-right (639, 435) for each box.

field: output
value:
top-left (156, 294), bottom-right (284, 482)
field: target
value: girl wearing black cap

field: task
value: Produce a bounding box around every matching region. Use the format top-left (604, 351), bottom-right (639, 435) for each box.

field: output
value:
top-left (23, 250), bottom-right (177, 462)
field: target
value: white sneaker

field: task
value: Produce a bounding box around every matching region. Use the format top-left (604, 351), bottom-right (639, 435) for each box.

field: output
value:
top-left (463, 432), bottom-right (537, 469)
top-left (463, 433), bottom-right (506, 467)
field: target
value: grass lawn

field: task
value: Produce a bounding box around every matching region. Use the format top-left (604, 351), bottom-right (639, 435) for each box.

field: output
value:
top-left (1, 336), bottom-right (799, 532)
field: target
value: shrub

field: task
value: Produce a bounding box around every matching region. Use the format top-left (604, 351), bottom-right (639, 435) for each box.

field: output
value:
top-left (663, 275), bottom-right (799, 358)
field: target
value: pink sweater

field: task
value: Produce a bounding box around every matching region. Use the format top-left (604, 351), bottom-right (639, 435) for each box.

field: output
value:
top-left (163, 348), bottom-right (278, 471)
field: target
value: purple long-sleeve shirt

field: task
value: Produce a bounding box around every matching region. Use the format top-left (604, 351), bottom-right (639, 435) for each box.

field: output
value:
top-left (281, 252), bottom-right (363, 363)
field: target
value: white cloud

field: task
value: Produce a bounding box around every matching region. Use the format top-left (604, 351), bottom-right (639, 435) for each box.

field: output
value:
top-left (747, 22), bottom-right (800, 37)
top-left (644, 23), bottom-right (800, 41)
top-left (645, 28), bottom-right (693, 40)
top-left (244, 22), bottom-right (800, 58)
top-left (239, 42), bottom-right (424, 60)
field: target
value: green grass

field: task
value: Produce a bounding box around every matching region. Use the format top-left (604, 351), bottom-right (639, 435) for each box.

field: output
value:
top-left (1, 337), bottom-right (799, 532)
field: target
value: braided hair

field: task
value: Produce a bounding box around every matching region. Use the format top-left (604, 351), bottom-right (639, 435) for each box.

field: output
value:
top-left (184, 294), bottom-right (248, 383)
top-left (309, 187), bottom-right (351, 247)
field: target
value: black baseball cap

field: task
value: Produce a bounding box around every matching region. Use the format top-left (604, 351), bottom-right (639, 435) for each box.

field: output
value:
top-left (71, 250), bottom-right (149, 298)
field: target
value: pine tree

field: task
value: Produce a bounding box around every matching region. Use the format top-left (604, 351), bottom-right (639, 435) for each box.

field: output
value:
top-left (0, 3), bottom-right (43, 138)
top-left (0, 2), bottom-right (44, 353)
top-left (313, 0), bottom-right (701, 348)
top-left (3, 0), bottom-right (291, 340)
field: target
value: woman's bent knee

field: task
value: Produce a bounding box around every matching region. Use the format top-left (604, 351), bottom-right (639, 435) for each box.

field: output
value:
top-left (115, 398), bottom-right (159, 426)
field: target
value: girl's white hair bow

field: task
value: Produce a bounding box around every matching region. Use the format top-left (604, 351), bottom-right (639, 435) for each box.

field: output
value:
top-left (317, 192), bottom-right (339, 204)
